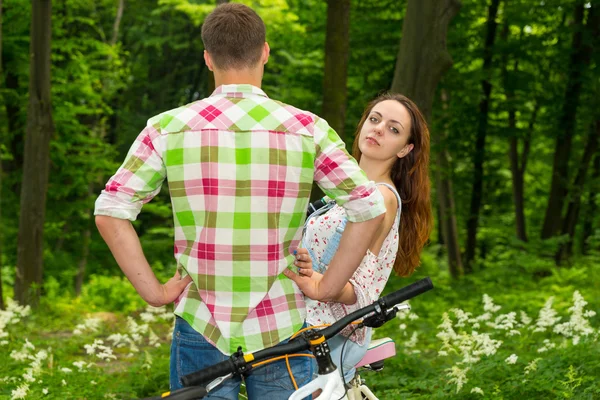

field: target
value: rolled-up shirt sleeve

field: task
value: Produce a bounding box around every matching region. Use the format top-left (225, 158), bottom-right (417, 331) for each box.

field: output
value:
top-left (94, 122), bottom-right (167, 221)
top-left (312, 117), bottom-right (385, 222)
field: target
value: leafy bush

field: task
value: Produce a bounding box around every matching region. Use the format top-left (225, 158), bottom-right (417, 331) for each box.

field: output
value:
top-left (80, 275), bottom-right (147, 313)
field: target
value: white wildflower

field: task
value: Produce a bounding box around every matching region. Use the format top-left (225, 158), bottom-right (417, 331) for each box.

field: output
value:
top-left (471, 387), bottom-right (484, 395)
top-left (438, 350), bottom-right (448, 356)
top-left (447, 365), bottom-right (470, 393)
top-left (399, 323), bottom-right (407, 330)
top-left (487, 312), bottom-right (517, 331)
top-left (537, 339), bottom-right (556, 353)
top-left (520, 311), bottom-right (532, 326)
top-left (533, 297), bottom-right (561, 332)
top-left (42, 388), bottom-right (49, 395)
top-left (91, 380), bottom-right (97, 385)
top-left (62, 379), bottom-right (67, 386)
top-left (11, 384), bottom-right (29, 400)
top-left (553, 291), bottom-right (595, 342)
top-left (148, 328), bottom-right (160, 347)
top-left (524, 358), bottom-right (541, 375)
top-left (505, 354), bottom-right (518, 364)
top-left (61, 367), bottom-right (73, 373)
top-left (451, 308), bottom-right (472, 328)
top-left (482, 294), bottom-right (501, 313)
top-left (22, 371), bottom-right (35, 383)
top-left (405, 332), bottom-right (418, 349)
top-left (73, 317), bottom-right (102, 335)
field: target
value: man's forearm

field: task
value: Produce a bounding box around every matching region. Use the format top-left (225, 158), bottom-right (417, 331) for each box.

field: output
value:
top-left (95, 215), bottom-right (164, 306)
top-left (317, 213), bottom-right (384, 303)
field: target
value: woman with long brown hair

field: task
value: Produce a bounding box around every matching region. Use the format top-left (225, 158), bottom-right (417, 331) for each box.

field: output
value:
top-left (287, 92), bottom-right (433, 382)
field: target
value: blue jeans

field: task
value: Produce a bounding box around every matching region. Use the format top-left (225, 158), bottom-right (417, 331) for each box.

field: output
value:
top-left (170, 317), bottom-right (315, 399)
top-left (327, 327), bottom-right (373, 382)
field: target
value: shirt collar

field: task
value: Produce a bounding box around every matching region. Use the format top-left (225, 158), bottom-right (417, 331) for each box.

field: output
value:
top-left (211, 84), bottom-right (269, 98)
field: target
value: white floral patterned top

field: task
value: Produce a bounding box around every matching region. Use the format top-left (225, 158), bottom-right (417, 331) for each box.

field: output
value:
top-left (303, 183), bottom-right (401, 344)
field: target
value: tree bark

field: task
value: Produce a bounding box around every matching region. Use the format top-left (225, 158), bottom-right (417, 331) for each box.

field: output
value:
top-left (502, 22), bottom-right (530, 243)
top-left (390, 0), bottom-right (462, 277)
top-left (556, 120), bottom-right (600, 263)
top-left (464, 0), bottom-right (500, 272)
top-left (0, 0), bottom-right (4, 310)
top-left (582, 154), bottom-right (599, 255)
top-left (436, 89), bottom-right (463, 279)
top-left (15, 0), bottom-right (55, 307)
top-left (541, 0), bottom-right (592, 239)
top-left (321, 0), bottom-right (351, 139)
top-left (391, 0), bottom-right (461, 120)
top-left (110, 0), bottom-right (124, 46)
top-left (75, 220), bottom-right (91, 297)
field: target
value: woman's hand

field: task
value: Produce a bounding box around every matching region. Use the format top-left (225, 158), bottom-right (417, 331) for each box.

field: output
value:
top-left (284, 247), bottom-right (325, 300)
top-left (293, 247), bottom-right (314, 277)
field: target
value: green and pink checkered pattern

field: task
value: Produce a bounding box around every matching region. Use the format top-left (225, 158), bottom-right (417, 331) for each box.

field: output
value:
top-left (95, 84), bottom-right (385, 355)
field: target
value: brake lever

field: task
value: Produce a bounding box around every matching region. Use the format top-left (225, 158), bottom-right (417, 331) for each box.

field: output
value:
top-left (362, 303), bottom-right (411, 328)
top-left (206, 373), bottom-right (233, 392)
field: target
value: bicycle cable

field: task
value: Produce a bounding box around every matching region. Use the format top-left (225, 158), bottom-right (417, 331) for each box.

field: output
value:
top-left (337, 324), bottom-right (361, 400)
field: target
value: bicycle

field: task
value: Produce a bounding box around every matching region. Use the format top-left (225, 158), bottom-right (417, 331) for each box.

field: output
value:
top-left (141, 277), bottom-right (434, 400)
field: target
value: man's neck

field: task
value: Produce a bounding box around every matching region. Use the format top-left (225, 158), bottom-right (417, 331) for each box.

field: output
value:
top-left (214, 68), bottom-right (263, 89)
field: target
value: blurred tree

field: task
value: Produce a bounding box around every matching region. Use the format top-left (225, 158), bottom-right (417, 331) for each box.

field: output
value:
top-left (541, 0), bottom-right (593, 240)
top-left (15, 0), bottom-right (54, 306)
top-left (0, 0), bottom-right (4, 310)
top-left (390, 0), bottom-right (462, 278)
top-left (436, 88), bottom-right (463, 279)
top-left (464, 0), bottom-right (501, 272)
top-left (321, 0), bottom-right (350, 139)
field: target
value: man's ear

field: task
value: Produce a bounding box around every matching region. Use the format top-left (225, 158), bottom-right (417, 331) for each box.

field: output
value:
top-left (397, 143), bottom-right (414, 159)
top-left (204, 50), bottom-right (214, 71)
top-left (262, 42), bottom-right (270, 65)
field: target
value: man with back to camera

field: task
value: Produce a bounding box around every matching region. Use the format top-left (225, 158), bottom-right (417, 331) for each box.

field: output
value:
top-left (94, 3), bottom-right (385, 399)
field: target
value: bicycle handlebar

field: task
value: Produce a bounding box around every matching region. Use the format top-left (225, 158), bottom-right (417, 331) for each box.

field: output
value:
top-left (181, 277), bottom-right (433, 388)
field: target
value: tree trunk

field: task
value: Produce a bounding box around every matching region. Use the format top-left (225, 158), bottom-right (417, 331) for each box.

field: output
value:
top-left (0, 0), bottom-right (4, 310)
top-left (75, 219), bottom-right (92, 296)
top-left (502, 22), bottom-right (530, 242)
top-left (582, 154), bottom-right (599, 255)
top-left (390, 0), bottom-right (462, 277)
top-left (556, 120), bottom-right (600, 263)
top-left (321, 0), bottom-right (351, 139)
top-left (390, 0), bottom-right (461, 120)
top-left (464, 0), bottom-right (500, 272)
top-left (15, 0), bottom-right (55, 307)
top-left (436, 89), bottom-right (463, 279)
top-left (541, 1), bottom-right (592, 239)
top-left (110, 0), bottom-right (124, 46)
top-left (206, 0), bottom-right (229, 95)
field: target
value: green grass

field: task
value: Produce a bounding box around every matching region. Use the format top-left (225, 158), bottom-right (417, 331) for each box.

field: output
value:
top-left (1, 250), bottom-right (599, 399)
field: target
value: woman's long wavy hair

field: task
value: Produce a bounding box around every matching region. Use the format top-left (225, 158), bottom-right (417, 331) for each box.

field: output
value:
top-left (352, 93), bottom-right (433, 277)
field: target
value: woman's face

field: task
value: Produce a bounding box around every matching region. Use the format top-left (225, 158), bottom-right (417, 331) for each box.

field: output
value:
top-left (358, 100), bottom-right (414, 163)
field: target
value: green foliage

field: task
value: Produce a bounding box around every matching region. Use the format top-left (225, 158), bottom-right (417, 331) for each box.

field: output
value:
top-left (80, 275), bottom-right (147, 313)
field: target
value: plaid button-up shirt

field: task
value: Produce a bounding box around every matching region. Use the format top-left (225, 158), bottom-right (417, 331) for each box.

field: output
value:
top-left (95, 84), bottom-right (385, 355)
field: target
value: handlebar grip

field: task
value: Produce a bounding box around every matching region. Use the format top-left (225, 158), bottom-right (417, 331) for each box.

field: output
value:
top-left (181, 358), bottom-right (235, 387)
top-left (379, 277), bottom-right (434, 308)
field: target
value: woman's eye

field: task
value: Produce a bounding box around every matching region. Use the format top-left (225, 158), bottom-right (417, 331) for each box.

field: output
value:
top-left (369, 116), bottom-right (378, 123)
top-left (390, 126), bottom-right (399, 134)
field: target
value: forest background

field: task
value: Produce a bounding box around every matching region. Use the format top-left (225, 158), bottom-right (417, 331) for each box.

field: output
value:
top-left (1, 0), bottom-right (599, 399)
